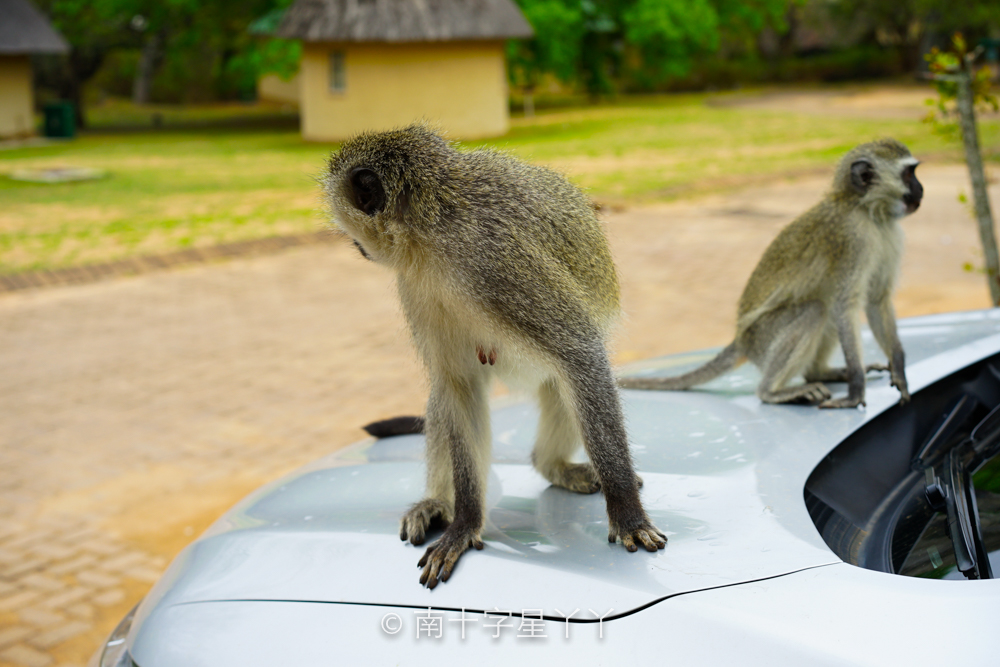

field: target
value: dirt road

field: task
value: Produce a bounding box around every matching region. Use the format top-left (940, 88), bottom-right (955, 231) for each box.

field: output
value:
top-left (0, 156), bottom-right (995, 666)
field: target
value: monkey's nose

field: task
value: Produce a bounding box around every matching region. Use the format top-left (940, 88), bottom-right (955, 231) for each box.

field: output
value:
top-left (903, 193), bottom-right (921, 213)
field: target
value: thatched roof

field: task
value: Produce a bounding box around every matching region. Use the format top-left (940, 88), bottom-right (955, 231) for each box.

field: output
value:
top-left (276, 0), bottom-right (533, 43)
top-left (0, 0), bottom-right (69, 54)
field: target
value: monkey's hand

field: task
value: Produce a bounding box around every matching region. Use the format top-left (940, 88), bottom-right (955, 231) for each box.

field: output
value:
top-left (891, 370), bottom-right (910, 404)
top-left (417, 525), bottom-right (484, 589)
top-left (400, 498), bottom-right (452, 546)
top-left (608, 518), bottom-right (667, 553)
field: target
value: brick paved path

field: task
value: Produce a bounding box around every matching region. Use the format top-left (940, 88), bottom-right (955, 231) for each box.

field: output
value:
top-left (0, 163), bottom-right (993, 666)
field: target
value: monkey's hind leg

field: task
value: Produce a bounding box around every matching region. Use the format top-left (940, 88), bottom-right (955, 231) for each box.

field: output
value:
top-left (750, 302), bottom-right (833, 405)
top-left (532, 378), bottom-right (601, 494)
top-left (413, 372), bottom-right (491, 589)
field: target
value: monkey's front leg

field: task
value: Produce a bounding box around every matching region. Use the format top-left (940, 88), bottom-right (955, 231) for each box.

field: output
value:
top-left (820, 308), bottom-right (866, 409)
top-left (415, 374), bottom-right (491, 589)
top-left (865, 297), bottom-right (909, 403)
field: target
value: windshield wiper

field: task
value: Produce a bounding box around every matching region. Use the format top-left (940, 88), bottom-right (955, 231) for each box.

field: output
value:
top-left (924, 443), bottom-right (994, 579)
top-left (913, 394), bottom-right (979, 470)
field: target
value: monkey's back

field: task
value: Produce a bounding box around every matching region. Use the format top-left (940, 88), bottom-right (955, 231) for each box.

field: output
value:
top-left (441, 150), bottom-right (621, 338)
top-left (736, 198), bottom-right (862, 333)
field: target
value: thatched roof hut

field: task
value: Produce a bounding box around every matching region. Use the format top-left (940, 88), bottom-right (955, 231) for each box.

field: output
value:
top-left (0, 0), bottom-right (69, 54)
top-left (272, 0), bottom-right (533, 141)
top-left (276, 0), bottom-right (533, 43)
top-left (0, 0), bottom-right (68, 137)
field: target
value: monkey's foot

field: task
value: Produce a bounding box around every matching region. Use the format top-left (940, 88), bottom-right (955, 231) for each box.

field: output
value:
top-left (546, 462), bottom-right (601, 494)
top-left (400, 498), bottom-right (453, 546)
top-left (476, 345), bottom-right (497, 366)
top-left (418, 526), bottom-right (484, 589)
top-left (819, 395), bottom-right (865, 409)
top-left (761, 382), bottom-right (831, 405)
top-left (608, 519), bottom-right (667, 553)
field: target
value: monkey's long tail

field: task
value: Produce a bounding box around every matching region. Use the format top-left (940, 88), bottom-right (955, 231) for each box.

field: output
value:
top-left (362, 416), bottom-right (425, 438)
top-left (618, 343), bottom-right (743, 391)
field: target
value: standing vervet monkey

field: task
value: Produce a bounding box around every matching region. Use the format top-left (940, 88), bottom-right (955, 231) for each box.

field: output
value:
top-left (620, 139), bottom-right (922, 409)
top-left (325, 125), bottom-right (665, 589)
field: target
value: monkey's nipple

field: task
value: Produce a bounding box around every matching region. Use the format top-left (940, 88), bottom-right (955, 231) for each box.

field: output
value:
top-left (476, 345), bottom-right (497, 366)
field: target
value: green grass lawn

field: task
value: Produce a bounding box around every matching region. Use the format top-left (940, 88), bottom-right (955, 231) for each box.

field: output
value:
top-left (1, 86), bottom-right (996, 275)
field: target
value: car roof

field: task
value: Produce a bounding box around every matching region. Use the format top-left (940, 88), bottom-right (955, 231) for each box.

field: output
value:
top-left (138, 310), bottom-right (1000, 617)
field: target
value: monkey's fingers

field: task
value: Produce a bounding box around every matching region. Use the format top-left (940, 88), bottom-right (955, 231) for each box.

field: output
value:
top-left (417, 533), bottom-right (484, 588)
top-left (417, 544), bottom-right (436, 569)
top-left (440, 538), bottom-right (484, 584)
top-left (636, 529), bottom-right (666, 551)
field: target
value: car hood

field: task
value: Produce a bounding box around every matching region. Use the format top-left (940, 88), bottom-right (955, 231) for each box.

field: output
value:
top-left (136, 310), bottom-right (1000, 619)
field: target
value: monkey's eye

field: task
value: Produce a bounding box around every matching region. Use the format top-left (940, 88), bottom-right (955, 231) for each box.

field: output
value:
top-left (349, 168), bottom-right (386, 216)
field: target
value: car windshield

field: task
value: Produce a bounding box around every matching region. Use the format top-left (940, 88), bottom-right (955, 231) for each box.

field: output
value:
top-left (806, 355), bottom-right (1000, 580)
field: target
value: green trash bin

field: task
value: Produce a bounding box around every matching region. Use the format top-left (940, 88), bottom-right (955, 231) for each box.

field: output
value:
top-left (43, 102), bottom-right (76, 138)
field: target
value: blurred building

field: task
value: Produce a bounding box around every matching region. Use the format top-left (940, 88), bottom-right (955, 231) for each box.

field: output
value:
top-left (0, 0), bottom-right (68, 138)
top-left (274, 0), bottom-right (532, 141)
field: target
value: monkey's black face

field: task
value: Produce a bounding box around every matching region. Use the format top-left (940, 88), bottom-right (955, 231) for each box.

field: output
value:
top-left (349, 168), bottom-right (386, 216)
top-left (901, 164), bottom-right (922, 214)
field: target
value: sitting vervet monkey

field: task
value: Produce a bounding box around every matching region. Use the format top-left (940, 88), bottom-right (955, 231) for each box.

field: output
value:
top-left (325, 125), bottom-right (665, 588)
top-left (620, 138), bottom-right (922, 409)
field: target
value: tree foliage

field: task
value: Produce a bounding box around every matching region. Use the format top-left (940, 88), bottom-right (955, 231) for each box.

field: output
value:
top-left (509, 0), bottom-right (801, 98)
top-left (832, 0), bottom-right (1000, 71)
top-left (33, 0), bottom-right (298, 118)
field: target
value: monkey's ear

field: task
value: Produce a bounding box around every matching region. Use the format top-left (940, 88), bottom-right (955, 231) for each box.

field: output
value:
top-left (349, 168), bottom-right (386, 216)
top-left (850, 160), bottom-right (875, 193)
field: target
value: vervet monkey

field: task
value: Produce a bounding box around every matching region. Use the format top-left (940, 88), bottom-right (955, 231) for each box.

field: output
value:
top-left (621, 139), bottom-right (922, 409)
top-left (325, 125), bottom-right (665, 588)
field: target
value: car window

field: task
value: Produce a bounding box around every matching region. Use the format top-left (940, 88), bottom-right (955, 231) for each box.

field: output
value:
top-left (806, 355), bottom-right (1000, 580)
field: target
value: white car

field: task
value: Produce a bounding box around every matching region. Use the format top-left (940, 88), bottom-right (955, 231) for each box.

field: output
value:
top-left (95, 309), bottom-right (1000, 667)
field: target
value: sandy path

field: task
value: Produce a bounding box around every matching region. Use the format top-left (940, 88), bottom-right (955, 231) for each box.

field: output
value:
top-left (0, 159), bottom-right (995, 666)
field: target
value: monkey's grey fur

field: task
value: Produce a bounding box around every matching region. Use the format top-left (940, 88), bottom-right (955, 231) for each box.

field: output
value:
top-left (620, 138), bottom-right (922, 409)
top-left (325, 125), bottom-right (665, 589)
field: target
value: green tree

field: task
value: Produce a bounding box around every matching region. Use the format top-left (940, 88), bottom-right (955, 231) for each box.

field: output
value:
top-left (33, 0), bottom-right (298, 124)
top-left (509, 0), bottom-right (800, 99)
top-left (925, 34), bottom-right (1000, 304)
top-left (507, 0), bottom-right (584, 114)
top-left (832, 0), bottom-right (1000, 72)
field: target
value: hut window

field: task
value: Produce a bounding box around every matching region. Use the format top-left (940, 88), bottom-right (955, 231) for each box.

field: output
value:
top-left (329, 51), bottom-right (346, 93)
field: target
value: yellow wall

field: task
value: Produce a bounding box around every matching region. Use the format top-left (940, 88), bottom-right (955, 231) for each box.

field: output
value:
top-left (258, 72), bottom-right (300, 105)
top-left (300, 41), bottom-right (509, 141)
top-left (0, 56), bottom-right (33, 138)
